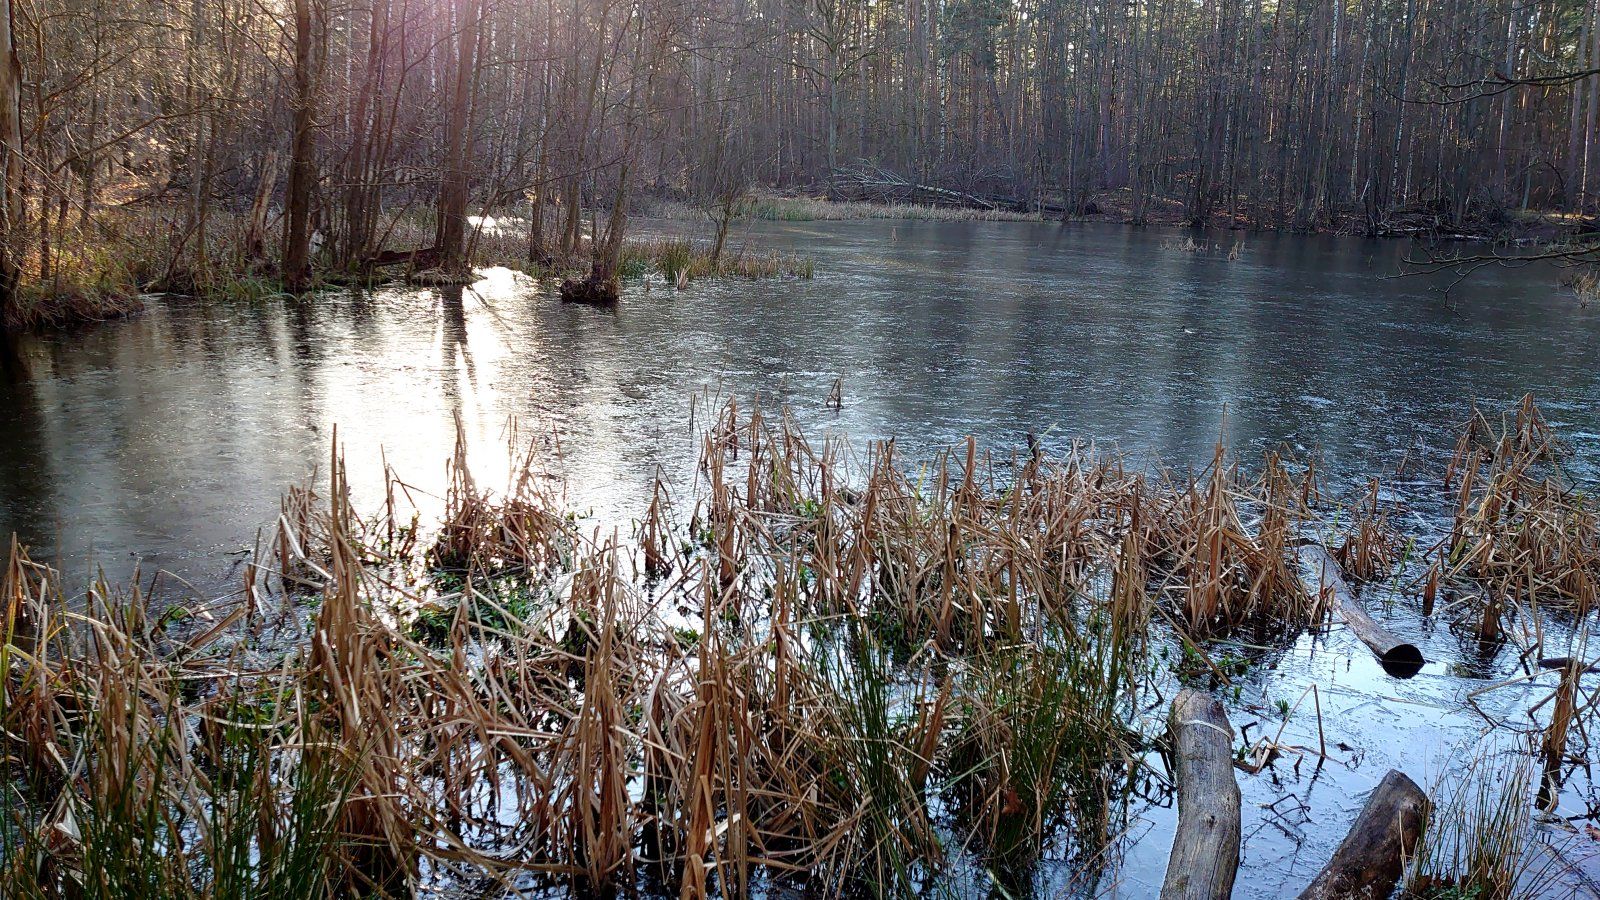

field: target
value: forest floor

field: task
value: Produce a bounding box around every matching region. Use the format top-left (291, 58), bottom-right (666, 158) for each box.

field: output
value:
top-left (1079, 187), bottom-right (1577, 241)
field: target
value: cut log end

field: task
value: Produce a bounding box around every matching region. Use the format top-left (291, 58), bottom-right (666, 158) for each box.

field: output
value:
top-left (1378, 643), bottom-right (1426, 678)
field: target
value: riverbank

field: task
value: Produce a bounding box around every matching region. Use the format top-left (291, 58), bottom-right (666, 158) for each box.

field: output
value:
top-left (0, 205), bottom-right (813, 333)
top-left (0, 396), bottom-right (1594, 898)
top-left (646, 195), bottom-right (1046, 222)
top-left (0, 212), bottom-right (164, 330)
top-left (646, 188), bottom-right (1579, 243)
top-left (4, 190), bottom-right (1579, 335)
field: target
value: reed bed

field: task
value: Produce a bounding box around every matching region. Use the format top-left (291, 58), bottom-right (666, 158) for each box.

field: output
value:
top-left (0, 406), bottom-right (1187, 897)
top-left (622, 238), bottom-right (813, 284)
top-left (2, 397), bottom-right (1597, 898)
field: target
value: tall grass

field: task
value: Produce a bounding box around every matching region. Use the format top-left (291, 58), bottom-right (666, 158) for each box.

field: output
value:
top-left (1404, 750), bottom-right (1560, 900)
top-left (947, 622), bottom-right (1140, 890)
top-left (809, 619), bottom-right (943, 897)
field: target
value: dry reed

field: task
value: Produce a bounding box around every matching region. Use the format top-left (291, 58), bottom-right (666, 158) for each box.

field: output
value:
top-left (2, 394), bottom-right (1592, 898)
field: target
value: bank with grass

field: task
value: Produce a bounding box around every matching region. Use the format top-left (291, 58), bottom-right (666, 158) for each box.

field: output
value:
top-left (0, 205), bottom-right (814, 332)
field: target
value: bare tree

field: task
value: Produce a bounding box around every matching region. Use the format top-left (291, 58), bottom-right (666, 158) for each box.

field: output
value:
top-left (282, 0), bottom-right (321, 292)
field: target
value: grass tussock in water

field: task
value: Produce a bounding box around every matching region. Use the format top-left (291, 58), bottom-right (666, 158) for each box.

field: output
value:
top-left (1444, 394), bottom-right (1600, 626)
top-left (623, 238), bottom-right (813, 284)
top-left (2, 397), bottom-right (1597, 897)
top-left (1404, 750), bottom-right (1562, 900)
top-left (460, 225), bottom-right (814, 285)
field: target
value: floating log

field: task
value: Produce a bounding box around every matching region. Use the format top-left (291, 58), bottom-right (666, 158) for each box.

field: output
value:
top-left (1161, 690), bottom-right (1241, 900)
top-left (1297, 544), bottom-right (1425, 678)
top-left (1296, 769), bottom-right (1428, 900)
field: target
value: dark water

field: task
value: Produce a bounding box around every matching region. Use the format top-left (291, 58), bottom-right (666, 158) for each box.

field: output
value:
top-left (3, 219), bottom-right (1600, 895)
top-left (4, 219), bottom-right (1597, 590)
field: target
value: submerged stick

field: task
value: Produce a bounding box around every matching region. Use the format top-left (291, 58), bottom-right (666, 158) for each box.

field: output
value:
top-left (1161, 690), bottom-right (1241, 900)
top-left (1538, 656), bottom-right (1600, 673)
top-left (1296, 769), bottom-right (1428, 900)
top-left (1297, 544), bottom-right (1426, 678)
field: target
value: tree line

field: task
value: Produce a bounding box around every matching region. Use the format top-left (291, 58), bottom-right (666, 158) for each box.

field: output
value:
top-left (0, 0), bottom-right (1597, 316)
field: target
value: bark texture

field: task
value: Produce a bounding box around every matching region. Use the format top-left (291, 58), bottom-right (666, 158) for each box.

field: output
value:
top-left (1296, 769), bottom-right (1428, 900)
top-left (1161, 689), bottom-right (1241, 900)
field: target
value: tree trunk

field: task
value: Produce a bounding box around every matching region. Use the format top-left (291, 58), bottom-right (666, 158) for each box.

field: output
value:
top-left (282, 0), bottom-right (319, 292)
top-left (710, 191), bottom-right (736, 265)
top-left (0, 0), bottom-right (21, 323)
top-left (342, 0), bottom-right (390, 268)
top-left (245, 150), bottom-right (280, 266)
top-left (437, 0), bottom-right (483, 275)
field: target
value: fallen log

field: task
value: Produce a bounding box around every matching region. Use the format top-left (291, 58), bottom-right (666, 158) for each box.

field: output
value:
top-left (1297, 544), bottom-right (1426, 678)
top-left (826, 165), bottom-right (1070, 215)
top-left (1296, 769), bottom-right (1429, 900)
top-left (1161, 690), bottom-right (1241, 900)
top-left (363, 246), bottom-right (442, 270)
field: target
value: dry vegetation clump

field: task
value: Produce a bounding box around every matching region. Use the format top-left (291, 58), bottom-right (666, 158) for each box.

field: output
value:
top-left (1445, 395), bottom-right (1599, 624)
top-left (1138, 446), bottom-right (1324, 639)
top-left (1332, 478), bottom-right (1407, 583)
top-left (1431, 397), bottom-right (1600, 827)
